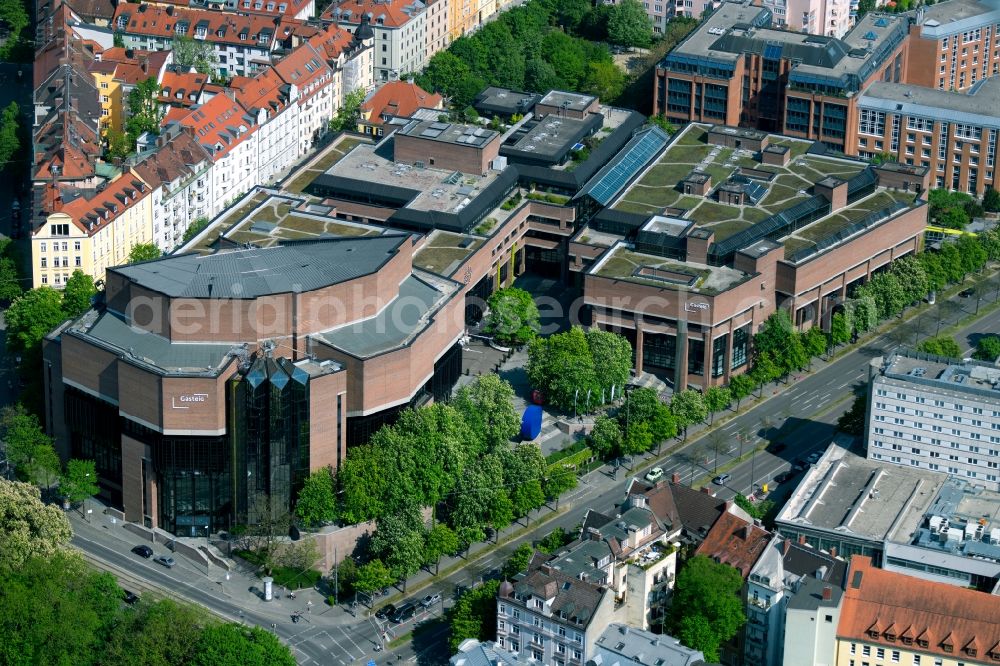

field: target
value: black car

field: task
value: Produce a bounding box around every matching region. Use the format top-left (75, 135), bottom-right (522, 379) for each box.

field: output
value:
top-left (131, 545), bottom-right (153, 558)
top-left (774, 471), bottom-right (794, 484)
top-left (375, 604), bottom-right (397, 621)
top-left (959, 288), bottom-right (975, 298)
top-left (389, 602), bottom-right (417, 623)
top-left (122, 590), bottom-right (140, 605)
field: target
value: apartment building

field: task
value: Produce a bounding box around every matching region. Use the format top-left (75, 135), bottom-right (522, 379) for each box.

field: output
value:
top-left (272, 42), bottom-right (336, 156)
top-left (904, 0), bottom-right (1000, 92)
top-left (854, 77), bottom-right (1000, 196)
top-left (112, 4), bottom-right (283, 78)
top-left (173, 93), bottom-right (260, 217)
top-left (31, 173), bottom-right (153, 288)
top-left (325, 0), bottom-right (428, 82)
top-left (653, 1), bottom-right (910, 153)
top-left (357, 80), bottom-right (443, 136)
top-left (781, 576), bottom-right (845, 666)
top-left (230, 67), bottom-right (302, 185)
top-left (497, 553), bottom-right (619, 664)
top-left (305, 21), bottom-right (376, 103)
top-left (761, 0), bottom-right (851, 38)
top-left (425, 0), bottom-right (450, 60)
top-left (591, 625), bottom-right (705, 666)
top-left (834, 556), bottom-right (1000, 666)
top-left (157, 68), bottom-right (221, 109)
top-left (744, 536), bottom-right (845, 666)
top-left (89, 49), bottom-right (172, 134)
top-left (133, 129), bottom-right (215, 249)
top-left (867, 350), bottom-right (1000, 492)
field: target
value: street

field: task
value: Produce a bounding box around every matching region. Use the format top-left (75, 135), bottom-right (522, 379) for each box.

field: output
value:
top-left (64, 280), bottom-right (1000, 665)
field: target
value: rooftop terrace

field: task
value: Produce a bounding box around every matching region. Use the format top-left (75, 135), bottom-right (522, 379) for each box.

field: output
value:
top-left (590, 242), bottom-right (749, 295)
top-left (612, 124), bottom-right (916, 259)
top-left (412, 230), bottom-right (485, 277)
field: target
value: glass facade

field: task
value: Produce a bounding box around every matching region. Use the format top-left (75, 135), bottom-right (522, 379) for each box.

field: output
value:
top-left (229, 356), bottom-right (311, 528)
top-left (732, 325), bottom-right (750, 369)
top-left (712, 334), bottom-right (728, 378)
top-left (65, 388), bottom-right (123, 509)
top-left (688, 338), bottom-right (705, 376)
top-left (643, 332), bottom-right (677, 371)
top-left (154, 435), bottom-right (230, 537)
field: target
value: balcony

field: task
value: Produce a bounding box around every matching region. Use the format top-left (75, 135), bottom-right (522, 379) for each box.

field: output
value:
top-left (748, 597), bottom-right (771, 611)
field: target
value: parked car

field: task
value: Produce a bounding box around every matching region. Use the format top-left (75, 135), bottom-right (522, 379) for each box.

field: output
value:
top-left (375, 604), bottom-right (397, 620)
top-left (959, 288), bottom-right (975, 298)
top-left (421, 593), bottom-right (442, 608)
top-left (122, 590), bottom-right (140, 605)
top-left (644, 467), bottom-right (664, 483)
top-left (153, 555), bottom-right (175, 568)
top-left (792, 459), bottom-right (807, 471)
top-left (131, 545), bottom-right (153, 558)
top-left (774, 471), bottom-right (794, 484)
top-left (389, 602), bottom-right (417, 623)
top-left (806, 451), bottom-right (822, 464)
top-left (712, 473), bottom-right (731, 485)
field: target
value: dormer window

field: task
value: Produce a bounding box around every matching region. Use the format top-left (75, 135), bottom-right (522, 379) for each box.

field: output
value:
top-left (239, 31), bottom-right (248, 40)
top-left (917, 639), bottom-right (929, 648)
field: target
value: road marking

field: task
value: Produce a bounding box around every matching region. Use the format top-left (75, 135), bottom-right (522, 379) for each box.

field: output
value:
top-left (338, 626), bottom-right (367, 656)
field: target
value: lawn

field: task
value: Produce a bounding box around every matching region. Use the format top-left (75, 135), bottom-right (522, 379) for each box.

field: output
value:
top-left (704, 164), bottom-right (735, 185)
top-left (705, 219), bottom-right (753, 241)
top-left (285, 169), bottom-right (323, 194)
top-left (226, 193), bottom-right (269, 223)
top-left (677, 126), bottom-right (708, 146)
top-left (662, 144), bottom-right (714, 164)
top-left (781, 236), bottom-right (816, 256)
top-left (769, 138), bottom-right (812, 159)
top-left (414, 247), bottom-right (474, 275)
top-left (279, 214), bottom-right (327, 234)
top-left (635, 162), bottom-right (695, 188)
top-left (742, 207), bottom-right (772, 224)
top-left (687, 201), bottom-right (742, 225)
top-left (621, 185), bottom-right (681, 208)
top-left (614, 200), bottom-right (660, 215)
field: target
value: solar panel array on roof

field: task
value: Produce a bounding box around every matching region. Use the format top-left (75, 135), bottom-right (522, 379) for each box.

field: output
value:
top-left (430, 122), bottom-right (449, 130)
top-left (421, 127), bottom-right (444, 138)
top-left (576, 127), bottom-right (668, 206)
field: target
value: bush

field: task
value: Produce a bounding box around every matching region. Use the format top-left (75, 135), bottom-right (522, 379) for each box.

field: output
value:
top-left (270, 566), bottom-right (322, 590)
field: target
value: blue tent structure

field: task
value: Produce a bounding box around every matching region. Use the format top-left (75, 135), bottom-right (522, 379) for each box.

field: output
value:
top-left (520, 405), bottom-right (543, 440)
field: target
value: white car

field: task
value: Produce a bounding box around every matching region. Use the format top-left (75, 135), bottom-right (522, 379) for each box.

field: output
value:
top-left (421, 593), bottom-right (442, 608)
top-left (644, 467), bottom-right (664, 483)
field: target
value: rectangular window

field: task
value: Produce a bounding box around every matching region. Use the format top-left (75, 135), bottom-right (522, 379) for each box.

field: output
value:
top-left (859, 109), bottom-right (886, 136)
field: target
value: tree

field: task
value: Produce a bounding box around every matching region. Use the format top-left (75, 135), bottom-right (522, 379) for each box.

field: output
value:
top-left (918, 335), bottom-right (962, 358)
top-left (191, 623), bottom-right (296, 666)
top-left (173, 35), bottom-right (220, 77)
top-left (583, 60), bottom-right (625, 102)
top-left (703, 386), bottom-right (731, 424)
top-left (621, 420), bottom-right (653, 456)
top-left (416, 52), bottom-right (485, 107)
top-left (125, 77), bottom-right (163, 140)
top-left (0, 257), bottom-right (22, 302)
top-left (337, 443), bottom-right (387, 524)
top-left (0, 479), bottom-right (72, 569)
top-left (59, 459), bottom-right (99, 507)
top-left (728, 373), bottom-right (755, 412)
top-left (536, 526), bottom-right (571, 553)
top-left (452, 374), bottom-right (519, 454)
top-left (371, 503), bottom-right (426, 587)
top-left (753, 310), bottom-right (795, 361)
top-left (329, 88), bottom-right (365, 132)
top-left (506, 443), bottom-right (547, 521)
top-left (668, 555), bottom-right (746, 663)
top-left (0, 405), bottom-right (60, 486)
top-left (447, 579), bottom-right (501, 652)
top-left (235, 494), bottom-right (290, 575)
top-left (586, 328), bottom-right (633, 401)
top-left (749, 352), bottom-right (780, 396)
top-left (182, 217), bottom-right (210, 244)
top-left (830, 311), bottom-right (851, 347)
top-left (984, 187), bottom-right (1000, 213)
top-left (608, 0), bottom-right (653, 48)
top-left (803, 326), bottom-right (828, 359)
top-left (353, 559), bottom-right (394, 596)
top-left (485, 287), bottom-right (540, 345)
top-left (294, 468), bottom-right (336, 528)
top-left (0, 102), bottom-right (21, 167)
top-left (101, 599), bottom-right (208, 666)
top-left (975, 335), bottom-right (1000, 362)
top-left (104, 127), bottom-right (133, 160)
top-left (837, 392), bottom-right (867, 436)
top-left (526, 327), bottom-right (598, 412)
top-left (589, 416), bottom-right (622, 460)
top-left (501, 543), bottom-right (534, 579)
top-left (0, 550), bottom-right (121, 664)
top-left (62, 270), bottom-right (96, 318)
top-left (423, 523), bottom-right (459, 574)
top-left (648, 403), bottom-right (678, 449)
top-left (648, 114), bottom-right (677, 134)
top-left (4, 287), bottom-right (66, 354)
top-left (127, 242), bottom-right (163, 264)
top-left (671, 389), bottom-right (707, 438)
top-left (848, 295), bottom-right (878, 334)
top-left (890, 255), bottom-right (929, 306)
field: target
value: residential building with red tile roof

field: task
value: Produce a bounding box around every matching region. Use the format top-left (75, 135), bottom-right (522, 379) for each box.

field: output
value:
top-left (325, 0), bottom-right (428, 82)
top-left (157, 67), bottom-right (221, 108)
top-left (833, 556), bottom-right (1000, 666)
top-left (230, 66), bottom-right (301, 182)
top-left (272, 42), bottom-right (335, 155)
top-left (112, 4), bottom-right (287, 77)
top-left (357, 80), bottom-right (442, 136)
top-left (305, 21), bottom-right (375, 105)
top-left (89, 49), bottom-right (173, 133)
top-left (695, 510), bottom-right (772, 578)
top-left (170, 94), bottom-right (260, 214)
top-left (132, 128), bottom-right (215, 248)
top-left (31, 171), bottom-right (154, 287)
top-left (146, 0), bottom-right (315, 20)
top-left (424, 0), bottom-right (449, 61)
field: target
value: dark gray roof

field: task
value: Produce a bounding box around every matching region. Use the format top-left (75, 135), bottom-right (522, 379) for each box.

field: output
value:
top-left (111, 237), bottom-right (407, 299)
top-left (316, 274), bottom-right (454, 358)
top-left (708, 33), bottom-right (849, 68)
top-left (79, 310), bottom-right (235, 373)
top-left (786, 575), bottom-right (844, 612)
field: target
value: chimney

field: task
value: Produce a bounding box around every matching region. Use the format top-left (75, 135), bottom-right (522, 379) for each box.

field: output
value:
top-left (782, 538), bottom-right (791, 556)
top-left (141, 55), bottom-right (149, 73)
top-left (539, 563), bottom-right (553, 575)
top-left (830, 546), bottom-right (838, 559)
top-left (798, 534), bottom-right (807, 545)
top-left (742, 524), bottom-right (752, 540)
top-left (700, 486), bottom-right (713, 494)
top-left (588, 527), bottom-right (601, 541)
top-left (671, 472), bottom-right (681, 484)
top-left (822, 586), bottom-right (832, 601)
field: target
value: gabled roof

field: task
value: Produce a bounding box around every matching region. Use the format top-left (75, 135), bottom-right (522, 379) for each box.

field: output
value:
top-left (158, 68), bottom-right (212, 107)
top-left (173, 94), bottom-right (255, 160)
top-left (502, 552), bottom-right (608, 629)
top-left (695, 512), bottom-right (771, 578)
top-left (272, 42), bottom-right (333, 98)
top-left (306, 22), bottom-right (355, 64)
top-left (360, 80), bottom-right (442, 125)
top-left (324, 0), bottom-right (426, 28)
top-left (42, 170), bottom-right (151, 237)
top-left (229, 67), bottom-right (290, 116)
top-left (838, 556), bottom-right (1000, 662)
top-left (132, 130), bottom-right (213, 192)
top-left (112, 4), bottom-right (280, 49)
top-left (627, 479), bottom-right (732, 541)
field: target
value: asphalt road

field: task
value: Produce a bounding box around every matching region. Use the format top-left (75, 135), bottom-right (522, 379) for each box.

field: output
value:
top-left (67, 282), bottom-right (1000, 666)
